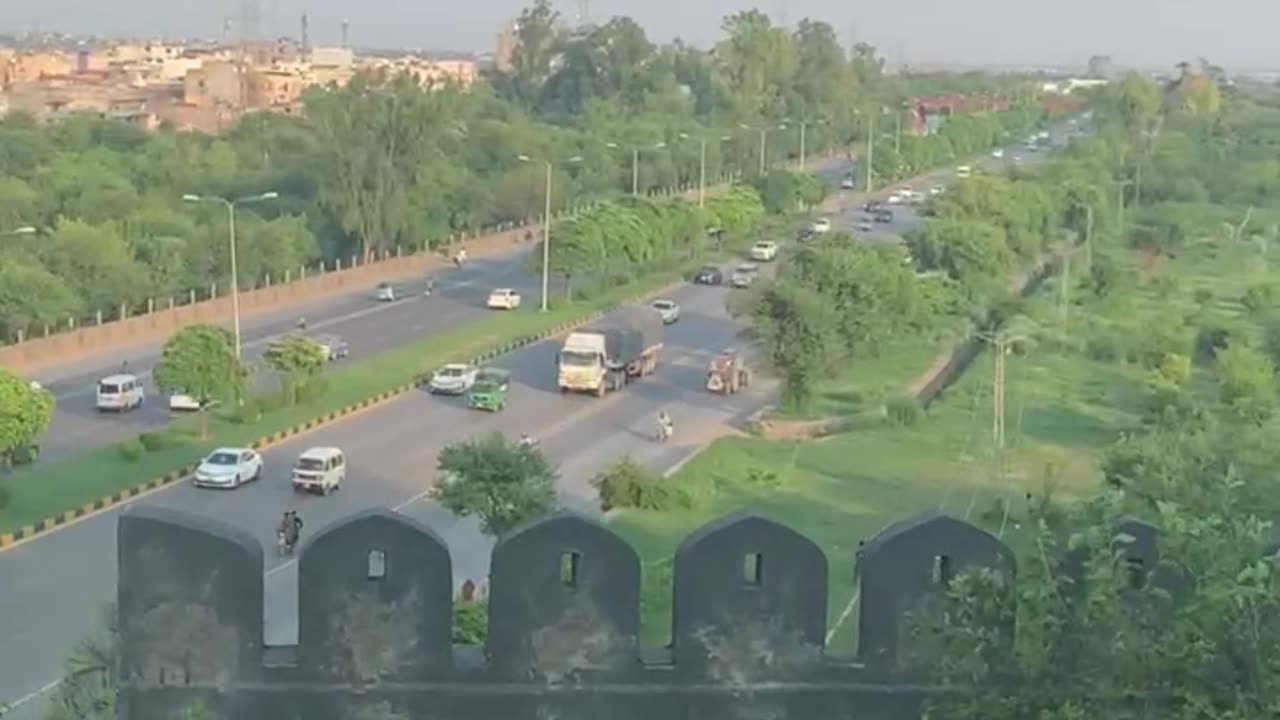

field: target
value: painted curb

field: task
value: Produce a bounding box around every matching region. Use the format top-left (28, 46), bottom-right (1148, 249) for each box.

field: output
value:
top-left (0, 279), bottom-right (684, 549)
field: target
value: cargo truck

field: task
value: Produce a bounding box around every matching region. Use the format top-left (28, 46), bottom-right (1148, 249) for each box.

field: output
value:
top-left (557, 306), bottom-right (663, 396)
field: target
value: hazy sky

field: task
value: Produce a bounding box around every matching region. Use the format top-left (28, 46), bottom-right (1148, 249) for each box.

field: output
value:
top-left (1, 0), bottom-right (1274, 69)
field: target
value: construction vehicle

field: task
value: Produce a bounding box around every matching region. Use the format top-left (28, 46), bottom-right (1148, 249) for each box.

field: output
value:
top-left (706, 349), bottom-right (752, 395)
top-left (557, 306), bottom-right (663, 397)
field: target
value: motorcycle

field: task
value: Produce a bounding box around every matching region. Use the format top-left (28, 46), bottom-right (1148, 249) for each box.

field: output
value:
top-left (518, 435), bottom-right (540, 451)
top-left (277, 529), bottom-right (297, 556)
top-left (655, 420), bottom-right (674, 443)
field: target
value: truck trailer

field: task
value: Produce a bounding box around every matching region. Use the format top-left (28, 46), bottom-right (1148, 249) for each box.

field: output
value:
top-left (557, 306), bottom-right (663, 396)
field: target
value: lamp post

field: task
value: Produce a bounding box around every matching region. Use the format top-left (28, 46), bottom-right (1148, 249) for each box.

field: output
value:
top-left (181, 192), bottom-right (279, 359)
top-left (606, 142), bottom-right (666, 196)
top-left (518, 154), bottom-right (582, 311)
top-left (678, 132), bottom-right (732, 208)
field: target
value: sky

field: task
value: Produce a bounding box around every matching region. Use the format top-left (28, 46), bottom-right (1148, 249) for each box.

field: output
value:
top-left (0, 0), bottom-right (1275, 70)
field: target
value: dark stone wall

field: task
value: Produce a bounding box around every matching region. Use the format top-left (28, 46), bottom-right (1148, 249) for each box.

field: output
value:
top-left (113, 504), bottom-right (1128, 720)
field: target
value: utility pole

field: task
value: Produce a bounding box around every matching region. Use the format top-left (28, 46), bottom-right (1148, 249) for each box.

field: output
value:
top-left (1058, 251), bottom-right (1071, 334)
top-left (758, 128), bottom-right (767, 175)
top-left (698, 138), bottom-right (707, 208)
top-left (798, 121), bottom-right (807, 168)
top-left (864, 113), bottom-right (875, 193)
top-left (894, 108), bottom-right (902, 155)
top-left (1111, 179), bottom-right (1133, 233)
top-left (993, 334), bottom-right (1006, 452)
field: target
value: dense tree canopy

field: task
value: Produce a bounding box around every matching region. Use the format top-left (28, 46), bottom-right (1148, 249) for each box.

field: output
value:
top-left (0, 5), bottom-right (1040, 341)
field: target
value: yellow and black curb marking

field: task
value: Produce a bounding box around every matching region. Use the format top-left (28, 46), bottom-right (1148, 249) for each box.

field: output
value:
top-left (0, 282), bottom-right (680, 550)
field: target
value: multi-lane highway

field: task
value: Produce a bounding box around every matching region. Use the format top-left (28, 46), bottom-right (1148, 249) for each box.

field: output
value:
top-left (0, 130), bottom-right (1073, 717)
top-left (24, 160), bottom-right (858, 464)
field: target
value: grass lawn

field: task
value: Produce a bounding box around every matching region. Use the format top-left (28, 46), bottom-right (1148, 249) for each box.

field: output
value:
top-left (610, 233), bottom-right (1272, 652)
top-left (0, 269), bottom-right (687, 534)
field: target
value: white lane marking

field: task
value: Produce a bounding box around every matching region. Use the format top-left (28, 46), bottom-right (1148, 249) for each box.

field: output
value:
top-left (3, 679), bottom-right (61, 711)
top-left (825, 593), bottom-right (859, 646)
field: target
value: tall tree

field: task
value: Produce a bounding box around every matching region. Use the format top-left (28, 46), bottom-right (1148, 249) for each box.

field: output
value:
top-left (0, 368), bottom-right (54, 466)
top-left (432, 432), bottom-right (558, 536)
top-left (152, 325), bottom-right (244, 438)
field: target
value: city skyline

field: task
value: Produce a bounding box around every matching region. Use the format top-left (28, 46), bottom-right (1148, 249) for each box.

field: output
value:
top-left (0, 0), bottom-right (1275, 71)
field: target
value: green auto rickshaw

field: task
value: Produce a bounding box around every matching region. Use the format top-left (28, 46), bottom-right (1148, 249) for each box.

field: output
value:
top-left (467, 368), bottom-right (511, 412)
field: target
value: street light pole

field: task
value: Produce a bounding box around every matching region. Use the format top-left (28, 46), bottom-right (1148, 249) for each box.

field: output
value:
top-left (698, 138), bottom-right (707, 208)
top-left (799, 121), bottom-right (807, 168)
top-left (865, 113), bottom-right (876, 193)
top-left (758, 128), bottom-right (767, 174)
top-left (542, 160), bottom-right (552, 312)
top-left (182, 192), bottom-right (279, 359)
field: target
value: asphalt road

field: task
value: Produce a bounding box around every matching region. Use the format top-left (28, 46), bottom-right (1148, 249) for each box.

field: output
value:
top-left (24, 159), bottom-right (858, 465)
top-left (0, 127), bottom-right (1078, 716)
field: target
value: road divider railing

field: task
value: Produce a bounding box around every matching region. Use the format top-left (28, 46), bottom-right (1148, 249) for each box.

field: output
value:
top-left (0, 274), bottom-right (690, 550)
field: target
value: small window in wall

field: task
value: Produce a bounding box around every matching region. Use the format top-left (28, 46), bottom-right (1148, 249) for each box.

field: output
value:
top-left (932, 555), bottom-right (952, 586)
top-left (367, 549), bottom-right (386, 580)
top-left (743, 553), bottom-right (763, 586)
top-left (560, 552), bottom-right (580, 588)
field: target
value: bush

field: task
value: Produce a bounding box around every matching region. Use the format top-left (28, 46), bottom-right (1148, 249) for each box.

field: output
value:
top-left (229, 399), bottom-right (264, 425)
top-left (886, 396), bottom-right (924, 427)
top-left (452, 599), bottom-right (487, 644)
top-left (591, 457), bottom-right (688, 511)
top-left (1242, 282), bottom-right (1279, 314)
top-left (116, 439), bottom-right (144, 462)
top-left (1085, 333), bottom-right (1124, 363)
top-left (10, 444), bottom-right (38, 466)
top-left (1193, 325), bottom-right (1233, 364)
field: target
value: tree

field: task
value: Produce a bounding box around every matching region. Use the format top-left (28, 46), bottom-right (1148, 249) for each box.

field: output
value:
top-left (1213, 342), bottom-right (1276, 424)
top-left (152, 325), bottom-right (244, 438)
top-left (0, 368), bottom-right (54, 467)
top-left (262, 335), bottom-right (327, 405)
top-left (432, 432), bottom-right (557, 536)
top-left (0, 259), bottom-right (82, 341)
top-left (751, 283), bottom-right (842, 412)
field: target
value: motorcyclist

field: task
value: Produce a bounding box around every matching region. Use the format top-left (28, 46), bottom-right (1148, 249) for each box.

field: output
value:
top-left (454, 248), bottom-right (467, 267)
top-left (423, 279), bottom-right (434, 296)
top-left (278, 511), bottom-right (303, 551)
top-left (296, 316), bottom-right (308, 331)
top-left (657, 411), bottom-right (673, 441)
top-left (518, 433), bottom-right (537, 449)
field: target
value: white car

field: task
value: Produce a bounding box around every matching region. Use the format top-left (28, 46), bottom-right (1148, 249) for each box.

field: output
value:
top-left (991, 148), bottom-right (1005, 158)
top-left (193, 447), bottom-right (263, 489)
top-left (854, 218), bottom-right (874, 232)
top-left (375, 282), bottom-right (396, 302)
top-left (904, 190), bottom-right (924, 204)
top-left (652, 299), bottom-right (680, 324)
top-left (956, 165), bottom-right (972, 178)
top-left (486, 288), bottom-right (522, 310)
top-left (750, 241), bottom-right (779, 262)
top-left (811, 218), bottom-right (831, 234)
top-left (886, 192), bottom-right (903, 204)
top-left (311, 333), bottom-right (349, 361)
top-left (840, 176), bottom-right (855, 190)
top-left (429, 363), bottom-right (479, 394)
top-left (169, 393), bottom-right (222, 412)
top-left (929, 185), bottom-right (945, 196)
top-left (730, 264), bottom-right (759, 288)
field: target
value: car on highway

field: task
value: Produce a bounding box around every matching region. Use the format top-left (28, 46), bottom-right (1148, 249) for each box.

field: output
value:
top-left (811, 218), bottom-right (832, 234)
top-left (290, 446), bottom-right (345, 495)
top-left (96, 373), bottom-right (144, 412)
top-left (375, 282), bottom-right (396, 302)
top-left (428, 363), bottom-right (479, 395)
top-left (853, 218), bottom-right (875, 232)
top-left (929, 185), bottom-right (945, 196)
top-left (902, 189), bottom-right (924, 204)
top-left (750, 240), bottom-right (779, 261)
top-left (486, 288), bottom-right (522, 310)
top-left (193, 447), bottom-right (263, 489)
top-left (730, 263), bottom-right (759, 288)
top-left (840, 175), bottom-right (855, 189)
top-left (796, 228), bottom-right (816, 243)
top-left (872, 208), bottom-right (895, 224)
top-left (991, 148), bottom-right (1005, 158)
top-left (956, 165), bottom-right (972, 178)
top-left (169, 392), bottom-right (221, 412)
top-left (467, 368), bottom-right (512, 412)
top-left (694, 264), bottom-right (723, 285)
top-left (652, 299), bottom-right (680, 324)
top-left (886, 192), bottom-right (903, 204)
top-left (864, 201), bottom-right (884, 213)
top-left (311, 333), bottom-right (350, 361)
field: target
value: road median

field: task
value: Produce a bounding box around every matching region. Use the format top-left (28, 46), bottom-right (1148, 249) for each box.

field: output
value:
top-left (0, 268), bottom-right (693, 548)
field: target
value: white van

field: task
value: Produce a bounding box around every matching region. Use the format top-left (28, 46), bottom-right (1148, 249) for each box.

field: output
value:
top-left (96, 374), bottom-right (144, 412)
top-left (956, 165), bottom-right (972, 178)
top-left (291, 447), bottom-right (346, 495)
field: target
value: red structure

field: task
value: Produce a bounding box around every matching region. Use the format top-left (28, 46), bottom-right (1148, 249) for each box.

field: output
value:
top-left (906, 94), bottom-right (1012, 135)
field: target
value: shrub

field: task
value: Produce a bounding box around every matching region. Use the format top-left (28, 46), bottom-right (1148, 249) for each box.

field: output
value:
top-left (10, 444), bottom-right (38, 466)
top-left (1193, 287), bottom-right (1214, 307)
top-left (452, 599), bottom-right (487, 644)
top-left (591, 457), bottom-right (687, 511)
top-left (229, 399), bottom-right (264, 425)
top-left (887, 396), bottom-right (924, 427)
top-left (1085, 333), bottom-right (1124, 363)
top-left (1193, 325), bottom-right (1233, 364)
top-left (116, 440), bottom-right (144, 462)
top-left (1242, 282), bottom-right (1278, 314)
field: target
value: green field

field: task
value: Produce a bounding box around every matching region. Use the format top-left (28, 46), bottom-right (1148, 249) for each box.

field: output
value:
top-left (0, 270), bottom-right (687, 533)
top-left (608, 229), bottom-right (1270, 651)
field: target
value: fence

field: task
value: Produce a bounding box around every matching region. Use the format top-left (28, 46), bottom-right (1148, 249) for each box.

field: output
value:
top-left (0, 152), bottom-right (846, 375)
top-left (115, 503), bottom-right (1173, 720)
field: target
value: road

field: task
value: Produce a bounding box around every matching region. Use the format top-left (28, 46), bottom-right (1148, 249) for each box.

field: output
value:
top-left (0, 126), bottom-right (1077, 716)
top-left (24, 159), bottom-right (857, 465)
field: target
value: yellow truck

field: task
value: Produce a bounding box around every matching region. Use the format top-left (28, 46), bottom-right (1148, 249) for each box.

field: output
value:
top-left (557, 306), bottom-right (663, 397)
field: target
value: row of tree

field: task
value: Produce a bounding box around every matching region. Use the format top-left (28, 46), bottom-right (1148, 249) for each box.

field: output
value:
top-left (0, 1), bottom-right (1039, 343)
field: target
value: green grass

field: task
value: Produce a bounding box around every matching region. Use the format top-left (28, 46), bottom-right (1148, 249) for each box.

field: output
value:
top-left (609, 234), bottom-right (1274, 652)
top-left (0, 269), bottom-right (688, 534)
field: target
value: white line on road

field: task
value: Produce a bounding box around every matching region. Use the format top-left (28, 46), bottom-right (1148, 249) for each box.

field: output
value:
top-left (3, 679), bottom-right (61, 713)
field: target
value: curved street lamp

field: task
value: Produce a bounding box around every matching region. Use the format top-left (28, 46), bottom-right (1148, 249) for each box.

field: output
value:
top-left (181, 192), bottom-right (280, 358)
